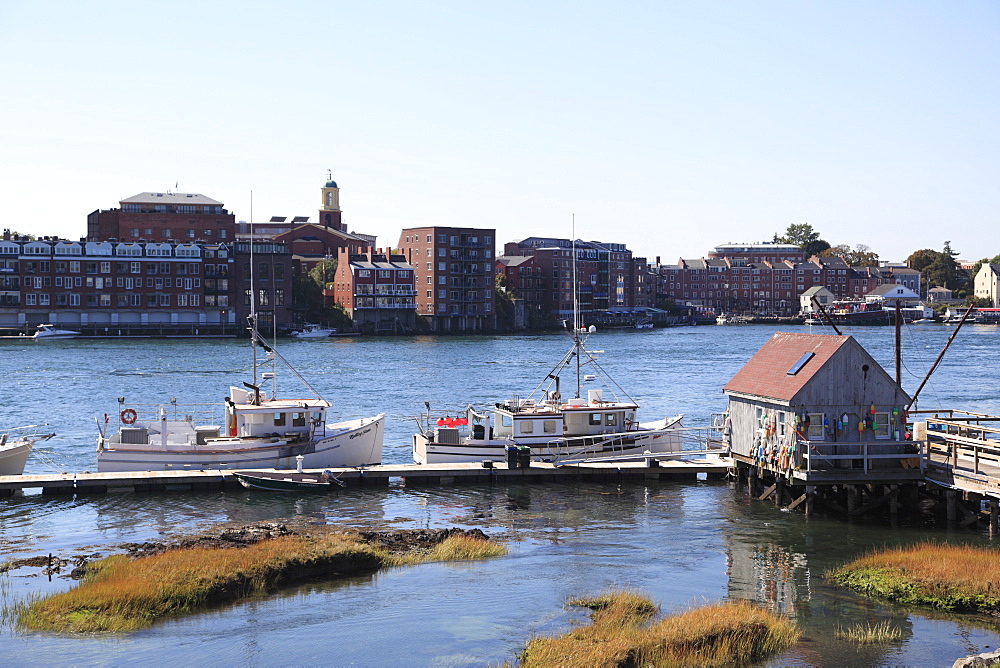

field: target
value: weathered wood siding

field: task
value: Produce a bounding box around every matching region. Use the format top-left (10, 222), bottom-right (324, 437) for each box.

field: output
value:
top-left (725, 337), bottom-right (912, 472)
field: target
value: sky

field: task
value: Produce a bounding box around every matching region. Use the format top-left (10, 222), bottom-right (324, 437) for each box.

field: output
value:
top-left (2, 1), bottom-right (998, 263)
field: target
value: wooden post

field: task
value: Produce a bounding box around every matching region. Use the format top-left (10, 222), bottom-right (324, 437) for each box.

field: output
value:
top-left (889, 484), bottom-right (900, 521)
top-left (991, 499), bottom-right (999, 538)
top-left (775, 477), bottom-right (785, 507)
top-left (847, 485), bottom-right (859, 518)
top-left (805, 487), bottom-right (815, 517)
top-left (946, 490), bottom-right (957, 524)
top-left (748, 466), bottom-right (758, 498)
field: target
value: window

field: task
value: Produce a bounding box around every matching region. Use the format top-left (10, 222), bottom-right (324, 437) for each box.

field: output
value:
top-left (605, 414), bottom-right (617, 427)
top-left (806, 413), bottom-right (825, 440)
top-left (874, 412), bottom-right (891, 439)
top-left (519, 420), bottom-right (534, 434)
top-left (543, 420), bottom-right (557, 434)
top-left (589, 413), bottom-right (602, 426)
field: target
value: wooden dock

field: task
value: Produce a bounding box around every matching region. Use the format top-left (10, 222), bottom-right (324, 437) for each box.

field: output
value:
top-left (0, 457), bottom-right (731, 497)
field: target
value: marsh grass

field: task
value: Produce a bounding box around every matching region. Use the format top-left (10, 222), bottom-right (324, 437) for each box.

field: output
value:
top-left (830, 543), bottom-right (1000, 614)
top-left (834, 620), bottom-right (902, 644)
top-left (519, 590), bottom-right (799, 667)
top-left (18, 532), bottom-right (504, 633)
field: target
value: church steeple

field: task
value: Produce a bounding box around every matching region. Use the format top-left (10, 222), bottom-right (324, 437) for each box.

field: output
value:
top-left (319, 171), bottom-right (344, 231)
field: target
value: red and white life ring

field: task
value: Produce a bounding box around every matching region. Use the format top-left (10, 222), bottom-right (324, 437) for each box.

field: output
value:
top-left (120, 408), bottom-right (138, 425)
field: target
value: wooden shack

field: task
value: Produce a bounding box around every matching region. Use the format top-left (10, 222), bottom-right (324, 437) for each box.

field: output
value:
top-left (723, 332), bottom-right (912, 478)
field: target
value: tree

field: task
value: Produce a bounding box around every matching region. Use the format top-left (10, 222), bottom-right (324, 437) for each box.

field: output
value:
top-left (908, 242), bottom-right (966, 293)
top-left (822, 243), bottom-right (879, 267)
top-left (777, 223), bottom-right (830, 257)
top-left (292, 260), bottom-right (352, 330)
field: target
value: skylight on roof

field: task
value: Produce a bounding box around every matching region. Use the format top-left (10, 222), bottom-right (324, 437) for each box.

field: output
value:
top-left (787, 352), bottom-right (815, 375)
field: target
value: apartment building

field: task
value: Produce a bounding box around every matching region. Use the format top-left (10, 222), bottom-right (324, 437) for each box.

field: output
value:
top-left (0, 235), bottom-right (236, 333)
top-left (397, 227), bottom-right (496, 332)
top-left (328, 247), bottom-right (417, 332)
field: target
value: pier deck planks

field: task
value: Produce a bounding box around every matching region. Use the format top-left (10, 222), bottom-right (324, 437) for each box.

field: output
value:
top-left (0, 458), bottom-right (730, 496)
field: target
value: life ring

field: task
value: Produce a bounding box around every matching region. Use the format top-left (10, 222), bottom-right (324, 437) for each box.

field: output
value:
top-left (120, 408), bottom-right (138, 425)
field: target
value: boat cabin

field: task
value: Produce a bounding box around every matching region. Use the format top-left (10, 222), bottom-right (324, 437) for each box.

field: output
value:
top-left (491, 389), bottom-right (638, 441)
top-left (226, 386), bottom-right (328, 440)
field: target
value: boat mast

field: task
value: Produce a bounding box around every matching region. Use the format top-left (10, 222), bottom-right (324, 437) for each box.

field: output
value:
top-left (249, 190), bottom-right (258, 389)
top-left (572, 214), bottom-right (581, 399)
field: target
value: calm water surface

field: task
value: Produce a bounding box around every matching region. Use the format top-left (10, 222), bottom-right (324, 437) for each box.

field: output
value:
top-left (2, 323), bottom-right (1000, 666)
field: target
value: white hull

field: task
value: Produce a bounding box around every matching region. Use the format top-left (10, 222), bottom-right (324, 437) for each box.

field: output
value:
top-left (98, 415), bottom-right (384, 473)
top-left (0, 441), bottom-right (33, 476)
top-left (414, 416), bottom-right (684, 465)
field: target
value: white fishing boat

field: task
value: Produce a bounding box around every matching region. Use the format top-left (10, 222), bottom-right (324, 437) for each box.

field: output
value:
top-left (0, 425), bottom-right (55, 476)
top-left (96, 318), bottom-right (384, 473)
top-left (413, 233), bottom-right (682, 465)
top-left (289, 323), bottom-right (337, 338)
top-left (32, 324), bottom-right (79, 340)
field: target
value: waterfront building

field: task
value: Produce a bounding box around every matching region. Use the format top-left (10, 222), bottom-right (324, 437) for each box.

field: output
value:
top-left (87, 192), bottom-right (234, 243)
top-left (231, 239), bottom-right (294, 334)
top-left (0, 234), bottom-right (235, 334)
top-left (328, 247), bottom-right (417, 333)
top-left (499, 237), bottom-right (648, 325)
top-left (799, 286), bottom-right (835, 314)
top-left (724, 331), bottom-right (912, 474)
top-left (652, 243), bottom-right (922, 317)
top-left (974, 264), bottom-right (1000, 308)
top-left (397, 226), bottom-right (496, 332)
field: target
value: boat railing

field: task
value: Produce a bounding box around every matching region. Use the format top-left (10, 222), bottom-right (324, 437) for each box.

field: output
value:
top-left (547, 425), bottom-right (725, 466)
top-left (113, 403), bottom-right (223, 427)
top-left (0, 424), bottom-right (55, 445)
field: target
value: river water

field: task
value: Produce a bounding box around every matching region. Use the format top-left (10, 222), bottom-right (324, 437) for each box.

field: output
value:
top-left (2, 323), bottom-right (1000, 665)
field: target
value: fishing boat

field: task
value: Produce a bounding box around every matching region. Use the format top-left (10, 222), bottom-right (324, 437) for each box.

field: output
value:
top-left (413, 235), bottom-right (682, 465)
top-left (0, 425), bottom-right (55, 476)
top-left (289, 323), bottom-right (337, 338)
top-left (233, 470), bottom-right (345, 492)
top-left (32, 324), bottom-right (79, 340)
top-left (96, 317), bottom-right (384, 473)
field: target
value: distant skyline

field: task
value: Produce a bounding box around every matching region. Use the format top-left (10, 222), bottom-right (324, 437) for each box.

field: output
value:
top-left (2, 1), bottom-right (998, 263)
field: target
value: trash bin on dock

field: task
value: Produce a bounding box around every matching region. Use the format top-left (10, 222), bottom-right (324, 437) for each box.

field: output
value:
top-left (506, 445), bottom-right (519, 468)
top-left (517, 445), bottom-right (531, 469)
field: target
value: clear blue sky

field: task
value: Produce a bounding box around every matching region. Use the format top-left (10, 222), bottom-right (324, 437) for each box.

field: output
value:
top-left (2, 1), bottom-right (997, 263)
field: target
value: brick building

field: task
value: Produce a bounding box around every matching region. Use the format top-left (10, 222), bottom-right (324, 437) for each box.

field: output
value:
top-left (238, 179), bottom-right (377, 275)
top-left (651, 245), bottom-right (923, 317)
top-left (328, 247), bottom-right (417, 333)
top-left (499, 237), bottom-right (650, 325)
top-left (0, 235), bottom-right (237, 334)
top-left (87, 192), bottom-right (235, 243)
top-left (232, 239), bottom-right (295, 334)
top-left (397, 226), bottom-right (496, 332)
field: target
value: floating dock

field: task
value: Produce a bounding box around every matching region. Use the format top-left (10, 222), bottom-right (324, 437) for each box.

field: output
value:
top-left (0, 458), bottom-right (730, 496)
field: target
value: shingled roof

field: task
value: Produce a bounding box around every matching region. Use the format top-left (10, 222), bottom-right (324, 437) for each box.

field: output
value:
top-left (723, 331), bottom-right (852, 403)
